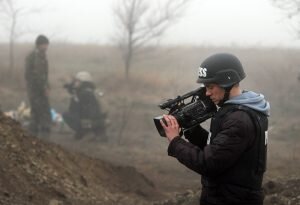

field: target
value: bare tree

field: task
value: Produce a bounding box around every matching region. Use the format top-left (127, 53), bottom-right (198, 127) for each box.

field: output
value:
top-left (271, 0), bottom-right (300, 81)
top-left (272, 0), bottom-right (300, 37)
top-left (113, 0), bottom-right (191, 79)
top-left (0, 0), bottom-right (41, 78)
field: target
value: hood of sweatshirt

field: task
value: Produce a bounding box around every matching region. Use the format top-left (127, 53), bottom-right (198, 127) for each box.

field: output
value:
top-left (225, 90), bottom-right (270, 116)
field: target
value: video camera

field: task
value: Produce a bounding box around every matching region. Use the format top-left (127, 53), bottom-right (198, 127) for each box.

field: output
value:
top-left (153, 87), bottom-right (217, 137)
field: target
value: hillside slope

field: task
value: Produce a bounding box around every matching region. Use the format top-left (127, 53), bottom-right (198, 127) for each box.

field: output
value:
top-left (0, 113), bottom-right (160, 205)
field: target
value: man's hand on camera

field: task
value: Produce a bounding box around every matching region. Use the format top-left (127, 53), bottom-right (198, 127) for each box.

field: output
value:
top-left (160, 115), bottom-right (181, 142)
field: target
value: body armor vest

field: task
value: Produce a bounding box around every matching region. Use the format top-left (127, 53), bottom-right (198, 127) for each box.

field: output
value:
top-left (204, 104), bottom-right (268, 190)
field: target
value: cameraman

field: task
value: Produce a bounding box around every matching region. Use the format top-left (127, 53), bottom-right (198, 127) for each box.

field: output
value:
top-left (63, 71), bottom-right (106, 140)
top-left (160, 53), bottom-right (270, 205)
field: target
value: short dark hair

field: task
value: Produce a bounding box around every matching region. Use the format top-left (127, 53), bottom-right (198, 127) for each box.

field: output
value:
top-left (35, 35), bottom-right (49, 46)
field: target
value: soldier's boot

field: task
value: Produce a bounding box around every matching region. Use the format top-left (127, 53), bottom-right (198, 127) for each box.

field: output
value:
top-left (28, 123), bottom-right (39, 137)
top-left (74, 131), bottom-right (84, 140)
top-left (40, 127), bottom-right (51, 138)
top-left (92, 128), bottom-right (107, 142)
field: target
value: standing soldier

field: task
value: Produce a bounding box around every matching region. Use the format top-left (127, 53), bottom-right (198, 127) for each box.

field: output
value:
top-left (25, 34), bottom-right (51, 137)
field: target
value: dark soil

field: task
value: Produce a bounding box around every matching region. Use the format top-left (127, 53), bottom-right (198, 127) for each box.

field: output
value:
top-left (0, 113), bottom-right (162, 205)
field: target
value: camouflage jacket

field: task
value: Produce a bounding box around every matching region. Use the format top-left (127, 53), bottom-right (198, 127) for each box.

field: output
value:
top-left (25, 49), bottom-right (49, 94)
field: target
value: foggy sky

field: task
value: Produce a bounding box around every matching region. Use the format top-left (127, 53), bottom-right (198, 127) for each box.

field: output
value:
top-left (0, 0), bottom-right (299, 47)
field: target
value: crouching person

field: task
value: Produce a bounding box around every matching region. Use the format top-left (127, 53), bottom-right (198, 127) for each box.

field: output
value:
top-left (63, 71), bottom-right (107, 141)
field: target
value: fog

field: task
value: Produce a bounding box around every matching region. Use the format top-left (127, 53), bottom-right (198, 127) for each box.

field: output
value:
top-left (0, 0), bottom-right (299, 47)
top-left (1, 0), bottom-right (300, 204)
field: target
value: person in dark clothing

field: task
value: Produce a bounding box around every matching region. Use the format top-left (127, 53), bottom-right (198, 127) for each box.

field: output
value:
top-left (160, 53), bottom-right (270, 205)
top-left (63, 71), bottom-right (106, 141)
top-left (25, 34), bottom-right (52, 137)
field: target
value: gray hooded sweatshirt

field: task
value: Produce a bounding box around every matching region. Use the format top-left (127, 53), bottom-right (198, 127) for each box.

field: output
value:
top-left (225, 90), bottom-right (270, 116)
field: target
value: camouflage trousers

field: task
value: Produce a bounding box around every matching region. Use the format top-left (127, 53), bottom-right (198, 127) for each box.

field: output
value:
top-left (28, 91), bottom-right (52, 137)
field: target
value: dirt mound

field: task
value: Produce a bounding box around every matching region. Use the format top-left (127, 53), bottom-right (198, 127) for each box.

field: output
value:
top-left (0, 113), bottom-right (160, 205)
top-left (153, 179), bottom-right (300, 205)
top-left (264, 178), bottom-right (300, 205)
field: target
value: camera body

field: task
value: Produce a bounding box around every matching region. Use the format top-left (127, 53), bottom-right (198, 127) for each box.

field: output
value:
top-left (154, 87), bottom-right (217, 137)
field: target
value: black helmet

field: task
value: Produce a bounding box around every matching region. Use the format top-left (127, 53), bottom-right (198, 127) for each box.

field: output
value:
top-left (197, 53), bottom-right (246, 88)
